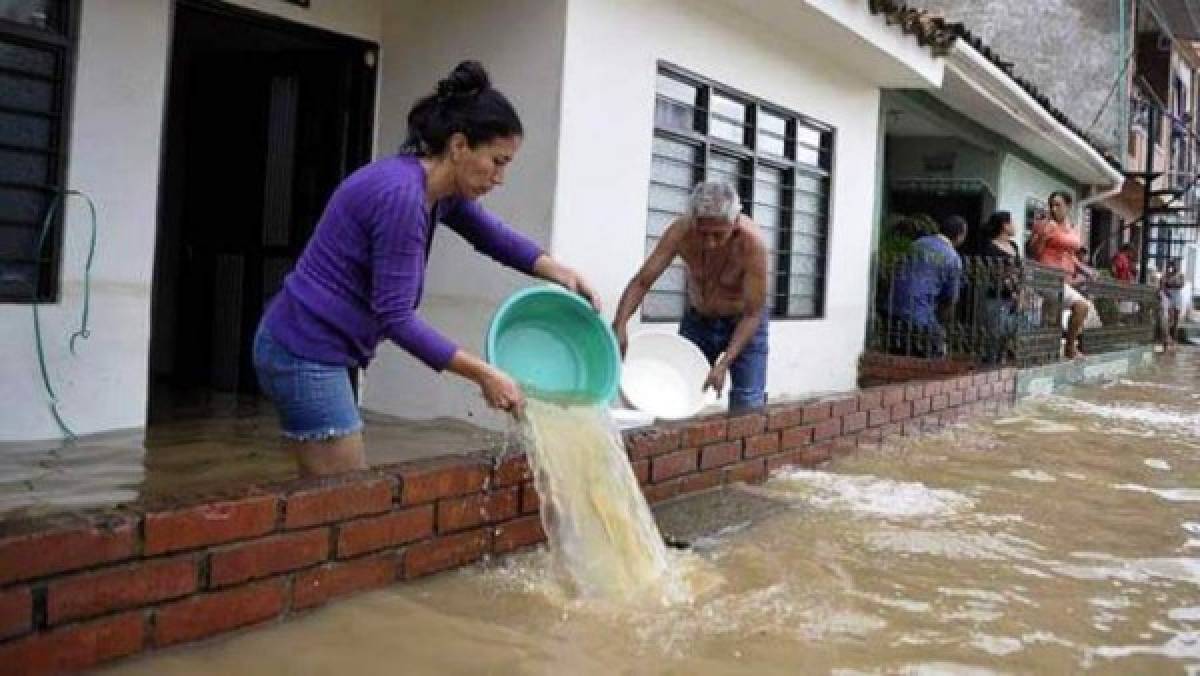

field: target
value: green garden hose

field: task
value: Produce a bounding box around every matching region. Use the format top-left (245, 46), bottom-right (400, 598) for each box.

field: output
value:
top-left (31, 190), bottom-right (99, 440)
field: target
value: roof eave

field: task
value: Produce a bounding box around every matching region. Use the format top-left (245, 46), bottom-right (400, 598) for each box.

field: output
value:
top-left (936, 40), bottom-right (1125, 190)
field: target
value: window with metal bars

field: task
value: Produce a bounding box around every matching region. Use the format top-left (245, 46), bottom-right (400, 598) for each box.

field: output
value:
top-left (643, 63), bottom-right (834, 322)
top-left (1147, 225), bottom-right (1194, 271)
top-left (0, 1), bottom-right (76, 302)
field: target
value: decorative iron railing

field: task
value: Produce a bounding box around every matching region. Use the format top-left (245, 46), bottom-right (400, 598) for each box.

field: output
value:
top-left (1010, 260), bottom-right (1065, 366)
top-left (1077, 277), bottom-right (1161, 355)
top-left (869, 253), bottom-right (1158, 368)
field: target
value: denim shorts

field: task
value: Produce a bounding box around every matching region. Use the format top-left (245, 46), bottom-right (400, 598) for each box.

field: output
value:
top-left (678, 307), bottom-right (769, 411)
top-left (253, 325), bottom-right (363, 442)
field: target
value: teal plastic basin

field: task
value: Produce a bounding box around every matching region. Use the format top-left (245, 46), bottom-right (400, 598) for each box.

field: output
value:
top-left (485, 286), bottom-right (620, 405)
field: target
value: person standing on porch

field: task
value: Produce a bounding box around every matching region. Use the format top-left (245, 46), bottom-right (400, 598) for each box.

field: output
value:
top-left (611, 181), bottom-right (770, 411)
top-left (253, 61), bottom-right (599, 477)
top-left (1111, 243), bottom-right (1136, 283)
top-left (1162, 259), bottom-right (1187, 348)
top-left (884, 215), bottom-right (967, 359)
top-left (976, 211), bottom-right (1021, 363)
top-left (1029, 191), bottom-right (1094, 359)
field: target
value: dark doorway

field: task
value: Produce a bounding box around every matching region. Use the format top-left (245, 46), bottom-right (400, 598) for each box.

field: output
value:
top-left (148, 1), bottom-right (376, 422)
top-left (1088, 208), bottom-right (1116, 268)
top-left (887, 188), bottom-right (990, 255)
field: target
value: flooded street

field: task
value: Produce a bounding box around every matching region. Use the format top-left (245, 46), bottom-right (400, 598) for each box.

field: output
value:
top-left (108, 351), bottom-right (1199, 675)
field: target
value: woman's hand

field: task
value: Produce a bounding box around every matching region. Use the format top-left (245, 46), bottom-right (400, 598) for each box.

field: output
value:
top-left (534, 256), bottom-right (602, 312)
top-left (447, 351), bottom-right (526, 418)
top-left (479, 366), bottom-right (525, 417)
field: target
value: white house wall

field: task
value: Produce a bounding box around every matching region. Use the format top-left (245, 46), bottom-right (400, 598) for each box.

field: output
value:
top-left (1, 0), bottom-right (386, 442)
top-left (997, 154), bottom-right (1075, 241)
top-left (359, 0), bottom-right (567, 428)
top-left (2, 0), bottom-right (893, 439)
top-left (552, 0), bottom-right (884, 400)
top-left (0, 0), bottom-right (172, 441)
top-left (886, 136), bottom-right (1004, 196)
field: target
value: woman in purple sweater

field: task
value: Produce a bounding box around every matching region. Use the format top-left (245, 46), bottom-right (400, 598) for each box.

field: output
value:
top-left (254, 61), bottom-right (598, 476)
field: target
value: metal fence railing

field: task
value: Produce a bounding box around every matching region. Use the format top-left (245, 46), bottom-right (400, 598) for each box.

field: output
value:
top-left (1010, 260), bottom-right (1065, 366)
top-left (869, 253), bottom-right (1159, 369)
top-left (1077, 277), bottom-right (1161, 354)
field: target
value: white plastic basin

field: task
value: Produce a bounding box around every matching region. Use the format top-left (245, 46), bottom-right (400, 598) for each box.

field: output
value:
top-left (608, 408), bottom-right (656, 430)
top-left (620, 331), bottom-right (717, 420)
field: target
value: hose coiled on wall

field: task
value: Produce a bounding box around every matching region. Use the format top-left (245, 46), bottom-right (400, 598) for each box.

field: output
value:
top-left (30, 190), bottom-right (99, 440)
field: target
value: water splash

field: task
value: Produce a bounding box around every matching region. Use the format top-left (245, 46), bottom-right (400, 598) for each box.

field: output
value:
top-left (770, 471), bottom-right (975, 518)
top-left (1042, 396), bottom-right (1200, 436)
top-left (1023, 419), bottom-right (1080, 434)
top-left (969, 633), bottom-right (1024, 656)
top-left (521, 400), bottom-right (688, 605)
top-left (1169, 606), bottom-right (1200, 621)
top-left (1049, 552), bottom-right (1200, 586)
top-left (1010, 469), bottom-right (1056, 483)
top-left (868, 529), bottom-right (1041, 561)
top-left (1093, 631), bottom-right (1200, 660)
top-left (1113, 483), bottom-right (1200, 503)
top-left (1115, 379), bottom-right (1193, 392)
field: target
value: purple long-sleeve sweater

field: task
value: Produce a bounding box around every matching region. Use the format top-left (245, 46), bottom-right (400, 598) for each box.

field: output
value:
top-left (261, 154), bottom-right (543, 370)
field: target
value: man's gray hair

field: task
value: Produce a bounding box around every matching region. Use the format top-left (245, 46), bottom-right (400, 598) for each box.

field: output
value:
top-left (688, 181), bottom-right (741, 224)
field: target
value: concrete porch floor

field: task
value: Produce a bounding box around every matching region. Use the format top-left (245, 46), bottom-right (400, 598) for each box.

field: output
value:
top-left (0, 410), bottom-right (506, 522)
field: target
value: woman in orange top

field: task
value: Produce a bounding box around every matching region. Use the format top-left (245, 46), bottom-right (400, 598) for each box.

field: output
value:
top-left (1029, 191), bottom-right (1093, 358)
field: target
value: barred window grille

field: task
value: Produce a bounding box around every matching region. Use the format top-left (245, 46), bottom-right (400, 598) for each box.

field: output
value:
top-left (643, 64), bottom-right (834, 321)
top-left (0, 0), bottom-right (76, 302)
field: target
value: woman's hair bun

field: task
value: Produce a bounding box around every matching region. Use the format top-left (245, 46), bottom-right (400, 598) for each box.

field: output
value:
top-left (401, 60), bottom-right (521, 156)
top-left (436, 60), bottom-right (491, 102)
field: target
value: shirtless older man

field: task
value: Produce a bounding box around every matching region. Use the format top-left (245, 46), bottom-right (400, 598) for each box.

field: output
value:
top-left (613, 181), bottom-right (769, 411)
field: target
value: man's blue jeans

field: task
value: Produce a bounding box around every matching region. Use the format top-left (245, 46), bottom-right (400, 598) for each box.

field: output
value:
top-left (678, 307), bottom-right (769, 411)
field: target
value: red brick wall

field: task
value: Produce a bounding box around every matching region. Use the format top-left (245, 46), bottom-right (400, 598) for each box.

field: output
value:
top-left (858, 351), bottom-right (976, 387)
top-left (0, 368), bottom-right (1017, 673)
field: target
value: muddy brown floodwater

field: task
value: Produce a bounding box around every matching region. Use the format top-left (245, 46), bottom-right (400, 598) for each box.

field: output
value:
top-left (107, 351), bottom-right (1199, 674)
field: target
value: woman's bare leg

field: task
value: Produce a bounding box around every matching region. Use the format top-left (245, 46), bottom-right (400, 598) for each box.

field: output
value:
top-left (1064, 301), bottom-right (1088, 358)
top-left (286, 432), bottom-right (367, 477)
